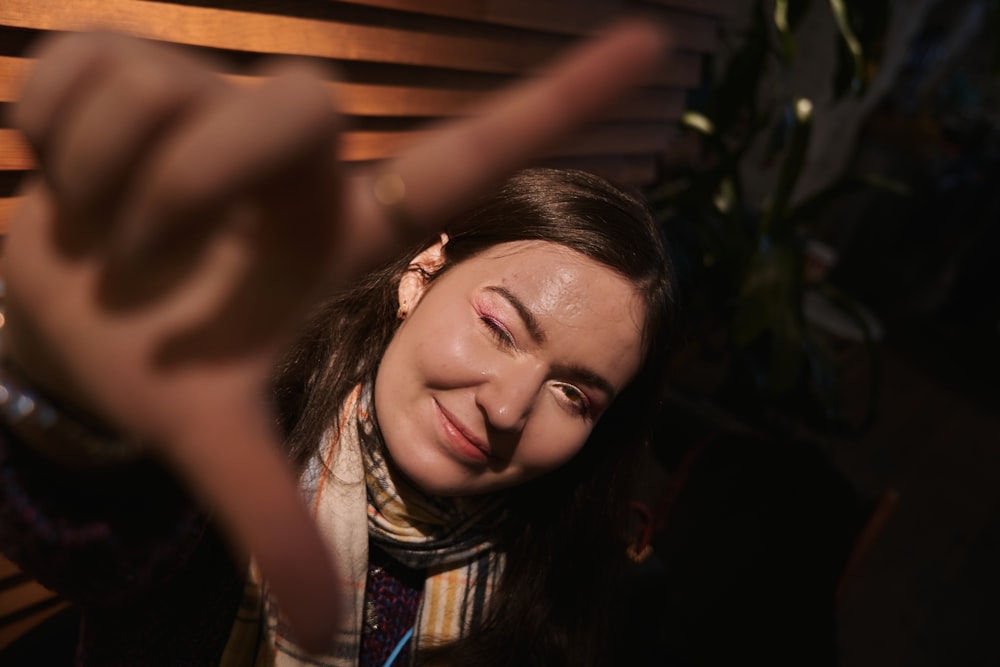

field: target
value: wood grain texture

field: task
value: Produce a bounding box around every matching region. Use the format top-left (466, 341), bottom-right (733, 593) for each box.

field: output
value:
top-left (0, 197), bottom-right (23, 233)
top-left (0, 567), bottom-right (62, 638)
top-left (0, 0), bottom-right (697, 84)
top-left (0, 557), bottom-right (20, 579)
top-left (0, 57), bottom-right (28, 103)
top-left (329, 0), bottom-right (735, 27)
top-left (228, 73), bottom-right (686, 120)
top-left (320, 121), bottom-right (676, 161)
top-left (0, 600), bottom-right (69, 651)
top-left (0, 117), bottom-right (677, 169)
top-left (0, 130), bottom-right (30, 171)
top-left (0, 0), bottom-right (729, 209)
top-left (0, 555), bottom-right (67, 651)
top-left (0, 0), bottom-right (554, 73)
top-left (1, 59), bottom-right (683, 121)
top-left (641, 0), bottom-right (737, 16)
top-left (315, 0), bottom-right (722, 50)
top-left (0, 578), bottom-right (59, 616)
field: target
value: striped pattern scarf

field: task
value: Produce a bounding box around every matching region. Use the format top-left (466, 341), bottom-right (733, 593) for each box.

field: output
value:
top-left (220, 387), bottom-right (504, 666)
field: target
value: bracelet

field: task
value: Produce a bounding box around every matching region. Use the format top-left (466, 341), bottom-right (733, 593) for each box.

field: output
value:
top-left (0, 298), bottom-right (146, 468)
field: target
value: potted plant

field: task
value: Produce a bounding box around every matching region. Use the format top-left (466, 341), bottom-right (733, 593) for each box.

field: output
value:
top-left (649, 0), bottom-right (905, 438)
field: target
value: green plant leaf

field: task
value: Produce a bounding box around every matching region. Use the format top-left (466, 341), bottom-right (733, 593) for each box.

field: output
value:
top-left (682, 111), bottom-right (716, 136)
top-left (759, 98), bottom-right (813, 239)
top-left (733, 240), bottom-right (803, 346)
top-left (829, 0), bottom-right (865, 95)
top-left (774, 0), bottom-right (796, 64)
top-left (713, 177), bottom-right (737, 216)
top-left (760, 105), bottom-right (795, 168)
top-left (733, 255), bottom-right (806, 398)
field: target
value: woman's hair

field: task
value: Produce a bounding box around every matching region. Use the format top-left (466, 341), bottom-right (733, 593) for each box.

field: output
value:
top-left (273, 167), bottom-right (675, 666)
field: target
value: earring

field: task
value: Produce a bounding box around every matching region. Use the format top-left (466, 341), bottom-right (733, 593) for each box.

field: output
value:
top-left (397, 301), bottom-right (408, 320)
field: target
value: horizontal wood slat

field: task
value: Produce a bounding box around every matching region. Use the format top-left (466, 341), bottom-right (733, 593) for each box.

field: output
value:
top-left (228, 73), bottom-right (686, 120)
top-left (643, 0), bottom-right (737, 17)
top-left (323, 0), bottom-right (723, 49)
top-left (0, 579), bottom-right (59, 617)
top-left (0, 0), bottom-right (554, 74)
top-left (0, 130), bottom-right (30, 171)
top-left (0, 0), bottom-right (697, 85)
top-left (344, 123), bottom-right (677, 161)
top-left (0, 197), bottom-right (22, 233)
top-left (0, 57), bottom-right (24, 102)
top-left (0, 0), bottom-right (732, 236)
top-left (0, 600), bottom-right (69, 651)
top-left (0, 556), bottom-right (68, 651)
top-left (0, 57), bottom-right (684, 121)
top-left (0, 119), bottom-right (675, 170)
top-left (332, 0), bottom-right (735, 29)
top-left (0, 558), bottom-right (21, 580)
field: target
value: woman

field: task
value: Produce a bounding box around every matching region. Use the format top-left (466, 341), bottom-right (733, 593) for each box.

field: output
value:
top-left (0, 28), bottom-right (673, 666)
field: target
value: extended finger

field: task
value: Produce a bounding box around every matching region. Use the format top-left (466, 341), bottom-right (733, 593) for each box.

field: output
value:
top-left (341, 19), bottom-right (669, 273)
top-left (150, 386), bottom-right (342, 653)
top-left (14, 32), bottom-right (111, 161)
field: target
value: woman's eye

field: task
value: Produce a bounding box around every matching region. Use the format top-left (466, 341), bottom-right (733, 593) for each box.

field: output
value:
top-left (481, 316), bottom-right (515, 350)
top-left (555, 383), bottom-right (591, 417)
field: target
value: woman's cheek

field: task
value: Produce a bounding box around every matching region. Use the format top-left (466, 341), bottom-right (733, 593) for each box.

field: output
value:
top-left (521, 421), bottom-right (591, 472)
top-left (415, 321), bottom-right (486, 387)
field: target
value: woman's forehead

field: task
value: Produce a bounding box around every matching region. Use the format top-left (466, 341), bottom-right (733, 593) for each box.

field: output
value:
top-left (462, 240), bottom-right (644, 315)
top-left (447, 240), bottom-right (647, 388)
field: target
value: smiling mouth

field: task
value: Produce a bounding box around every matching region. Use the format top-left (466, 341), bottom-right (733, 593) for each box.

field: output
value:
top-left (434, 400), bottom-right (492, 462)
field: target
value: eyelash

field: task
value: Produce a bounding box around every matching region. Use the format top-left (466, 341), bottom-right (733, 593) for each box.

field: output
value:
top-left (555, 383), bottom-right (591, 417)
top-left (478, 308), bottom-right (591, 419)
top-left (480, 315), bottom-right (516, 351)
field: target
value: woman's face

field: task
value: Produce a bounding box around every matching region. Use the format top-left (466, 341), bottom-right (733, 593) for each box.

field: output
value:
top-left (374, 239), bottom-right (646, 496)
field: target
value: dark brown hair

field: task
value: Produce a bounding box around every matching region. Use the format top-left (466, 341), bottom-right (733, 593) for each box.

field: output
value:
top-left (273, 167), bottom-right (675, 665)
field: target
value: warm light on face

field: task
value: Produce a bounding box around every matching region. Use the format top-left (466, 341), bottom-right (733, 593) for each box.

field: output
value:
top-left (373, 240), bottom-right (646, 497)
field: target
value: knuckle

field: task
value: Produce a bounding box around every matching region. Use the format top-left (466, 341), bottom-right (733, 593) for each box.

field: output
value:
top-left (27, 31), bottom-right (105, 62)
top-left (259, 60), bottom-right (339, 119)
top-left (108, 54), bottom-right (217, 120)
top-left (144, 158), bottom-right (216, 214)
top-left (15, 35), bottom-right (106, 141)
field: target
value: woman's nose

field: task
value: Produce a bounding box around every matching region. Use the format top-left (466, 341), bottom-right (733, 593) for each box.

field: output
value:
top-left (476, 361), bottom-right (544, 432)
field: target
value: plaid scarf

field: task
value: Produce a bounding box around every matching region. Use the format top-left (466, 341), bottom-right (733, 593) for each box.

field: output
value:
top-left (220, 387), bottom-right (504, 666)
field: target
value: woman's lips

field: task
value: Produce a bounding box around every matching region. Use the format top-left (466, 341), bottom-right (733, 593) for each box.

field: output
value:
top-left (434, 400), bottom-right (491, 463)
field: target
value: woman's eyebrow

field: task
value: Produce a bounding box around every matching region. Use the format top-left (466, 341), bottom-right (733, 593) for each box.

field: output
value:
top-left (485, 285), bottom-right (617, 399)
top-left (485, 285), bottom-right (546, 343)
top-left (556, 364), bottom-right (617, 400)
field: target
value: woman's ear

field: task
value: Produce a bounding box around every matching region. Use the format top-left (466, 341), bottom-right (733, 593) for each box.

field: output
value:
top-left (397, 233), bottom-right (448, 319)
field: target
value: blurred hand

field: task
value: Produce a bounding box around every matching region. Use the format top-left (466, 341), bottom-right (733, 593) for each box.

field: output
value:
top-left (0, 22), bottom-right (667, 650)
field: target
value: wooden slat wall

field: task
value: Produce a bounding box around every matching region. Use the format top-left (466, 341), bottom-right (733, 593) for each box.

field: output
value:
top-left (0, 0), bottom-right (735, 232)
top-left (0, 555), bottom-right (69, 652)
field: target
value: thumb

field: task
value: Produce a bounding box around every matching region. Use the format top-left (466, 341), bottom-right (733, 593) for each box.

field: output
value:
top-left (162, 395), bottom-right (340, 653)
